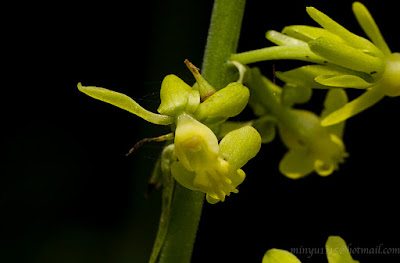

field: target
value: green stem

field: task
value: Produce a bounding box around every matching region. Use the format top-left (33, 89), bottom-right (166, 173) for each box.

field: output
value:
top-left (158, 1), bottom-right (246, 262)
top-left (201, 0), bottom-right (247, 90)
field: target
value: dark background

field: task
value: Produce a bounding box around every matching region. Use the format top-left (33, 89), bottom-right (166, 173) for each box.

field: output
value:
top-left (2, 0), bottom-right (399, 262)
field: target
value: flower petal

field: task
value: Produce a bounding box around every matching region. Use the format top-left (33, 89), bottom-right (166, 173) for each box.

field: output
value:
top-left (309, 37), bottom-right (384, 76)
top-left (279, 149), bottom-right (315, 179)
top-left (321, 86), bottom-right (385, 126)
top-left (266, 30), bottom-right (308, 47)
top-left (77, 83), bottom-right (173, 125)
top-left (314, 159), bottom-right (335, 177)
top-left (219, 126), bottom-right (262, 170)
top-left (206, 194), bottom-right (220, 204)
top-left (170, 161), bottom-right (197, 191)
top-left (306, 6), bottom-right (381, 56)
top-left (158, 74), bottom-right (200, 116)
top-left (174, 113), bottom-right (219, 172)
top-left (231, 168), bottom-right (246, 188)
top-left (321, 89), bottom-right (348, 138)
top-left (277, 65), bottom-right (350, 90)
top-left (262, 248), bottom-right (302, 263)
top-left (326, 236), bottom-right (358, 263)
top-left (282, 25), bottom-right (343, 43)
top-left (315, 75), bottom-right (372, 89)
top-left (352, 2), bottom-right (391, 56)
top-left (194, 82), bottom-right (249, 122)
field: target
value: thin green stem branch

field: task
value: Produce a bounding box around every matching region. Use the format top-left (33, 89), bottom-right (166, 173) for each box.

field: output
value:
top-left (157, 1), bottom-right (246, 262)
top-left (201, 0), bottom-right (246, 90)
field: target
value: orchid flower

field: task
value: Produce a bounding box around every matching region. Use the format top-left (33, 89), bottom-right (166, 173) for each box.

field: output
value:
top-left (172, 113), bottom-right (261, 203)
top-left (231, 2), bottom-right (399, 126)
top-left (246, 67), bottom-right (348, 179)
top-left (78, 60), bottom-right (261, 203)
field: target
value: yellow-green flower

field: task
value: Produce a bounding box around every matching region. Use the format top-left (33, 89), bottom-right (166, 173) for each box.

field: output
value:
top-left (231, 2), bottom-right (399, 126)
top-left (246, 68), bottom-right (348, 179)
top-left (172, 113), bottom-right (261, 204)
top-left (262, 236), bottom-right (359, 263)
top-left (77, 61), bottom-right (260, 203)
top-left (278, 107), bottom-right (348, 179)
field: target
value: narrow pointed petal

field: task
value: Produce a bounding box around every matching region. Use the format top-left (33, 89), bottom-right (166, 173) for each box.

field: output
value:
top-left (262, 249), bottom-right (301, 263)
top-left (219, 126), bottom-right (262, 170)
top-left (277, 65), bottom-right (345, 89)
top-left (315, 75), bottom-right (372, 89)
top-left (77, 83), bottom-right (173, 125)
top-left (321, 89), bottom-right (348, 138)
top-left (352, 2), bottom-right (391, 55)
top-left (266, 30), bottom-right (308, 47)
top-left (321, 86), bottom-right (385, 126)
top-left (279, 149), bottom-right (315, 179)
top-left (282, 25), bottom-right (343, 43)
top-left (306, 6), bottom-right (381, 56)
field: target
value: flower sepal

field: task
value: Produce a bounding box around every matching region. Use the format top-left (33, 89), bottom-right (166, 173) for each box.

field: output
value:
top-left (157, 74), bottom-right (200, 117)
top-left (194, 82), bottom-right (250, 124)
top-left (77, 83), bottom-right (174, 125)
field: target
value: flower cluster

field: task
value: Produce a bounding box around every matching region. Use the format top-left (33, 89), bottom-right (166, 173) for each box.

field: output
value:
top-left (78, 2), bottom-right (397, 201)
top-left (231, 2), bottom-right (399, 126)
top-left (78, 60), bottom-right (261, 203)
top-left (221, 1), bottom-right (398, 179)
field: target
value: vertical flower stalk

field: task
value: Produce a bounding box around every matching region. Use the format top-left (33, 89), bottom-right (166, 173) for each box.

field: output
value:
top-left (158, 1), bottom-right (246, 263)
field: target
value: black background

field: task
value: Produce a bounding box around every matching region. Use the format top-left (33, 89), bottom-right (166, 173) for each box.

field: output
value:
top-left (2, 0), bottom-right (399, 262)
